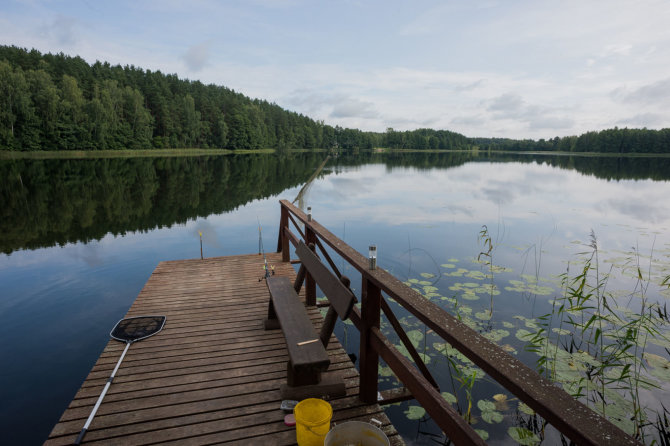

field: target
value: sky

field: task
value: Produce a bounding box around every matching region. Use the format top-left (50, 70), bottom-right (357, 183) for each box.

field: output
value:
top-left (1, 0), bottom-right (669, 139)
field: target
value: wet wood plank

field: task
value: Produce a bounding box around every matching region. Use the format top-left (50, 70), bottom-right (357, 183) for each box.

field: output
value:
top-left (46, 252), bottom-right (403, 445)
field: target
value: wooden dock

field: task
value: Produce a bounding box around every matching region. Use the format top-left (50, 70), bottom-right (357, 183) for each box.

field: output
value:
top-left (46, 253), bottom-right (403, 445)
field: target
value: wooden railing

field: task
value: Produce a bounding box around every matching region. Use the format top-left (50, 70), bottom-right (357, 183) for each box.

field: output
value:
top-left (277, 199), bottom-right (639, 446)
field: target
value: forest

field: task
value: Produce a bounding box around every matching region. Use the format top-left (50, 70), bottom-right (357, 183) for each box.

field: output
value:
top-left (472, 126), bottom-right (670, 154)
top-left (1, 45), bottom-right (668, 153)
top-left (0, 45), bottom-right (470, 152)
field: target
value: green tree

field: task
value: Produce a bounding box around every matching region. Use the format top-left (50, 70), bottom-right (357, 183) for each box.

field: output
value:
top-left (0, 61), bottom-right (31, 149)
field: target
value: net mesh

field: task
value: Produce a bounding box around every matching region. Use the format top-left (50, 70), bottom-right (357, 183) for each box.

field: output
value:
top-left (111, 316), bottom-right (166, 342)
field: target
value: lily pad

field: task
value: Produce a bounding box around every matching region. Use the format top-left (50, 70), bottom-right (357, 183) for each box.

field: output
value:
top-left (378, 365), bottom-right (395, 377)
top-left (477, 400), bottom-right (496, 412)
top-left (644, 353), bottom-right (670, 381)
top-left (475, 310), bottom-right (493, 321)
top-left (481, 409), bottom-right (504, 424)
top-left (478, 399), bottom-right (504, 424)
top-left (515, 329), bottom-right (535, 342)
top-left (508, 427), bottom-right (540, 445)
top-left (518, 402), bottom-right (535, 415)
top-left (493, 393), bottom-right (510, 411)
top-left (406, 329), bottom-right (424, 347)
top-left (405, 405), bottom-right (426, 420)
top-left (483, 329), bottom-right (510, 343)
top-left (441, 391), bottom-right (457, 404)
top-left (465, 270), bottom-right (488, 280)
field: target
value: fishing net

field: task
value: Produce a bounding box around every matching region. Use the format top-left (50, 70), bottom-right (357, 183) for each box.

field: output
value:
top-left (111, 316), bottom-right (166, 343)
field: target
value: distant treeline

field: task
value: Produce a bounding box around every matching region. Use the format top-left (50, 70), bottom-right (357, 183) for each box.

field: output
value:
top-left (1, 46), bottom-right (667, 153)
top-left (473, 127), bottom-right (670, 154)
top-left (0, 45), bottom-right (471, 152)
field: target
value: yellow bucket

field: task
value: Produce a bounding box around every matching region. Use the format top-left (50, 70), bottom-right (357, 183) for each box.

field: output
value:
top-left (294, 398), bottom-right (333, 446)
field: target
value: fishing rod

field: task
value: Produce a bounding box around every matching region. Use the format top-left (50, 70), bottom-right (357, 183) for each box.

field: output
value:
top-left (257, 217), bottom-right (274, 281)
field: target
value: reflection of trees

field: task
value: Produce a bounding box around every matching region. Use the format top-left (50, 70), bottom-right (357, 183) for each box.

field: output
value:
top-left (478, 153), bottom-right (670, 181)
top-left (0, 154), bottom-right (325, 254)
top-left (3, 151), bottom-right (668, 255)
top-left (331, 151), bottom-right (670, 181)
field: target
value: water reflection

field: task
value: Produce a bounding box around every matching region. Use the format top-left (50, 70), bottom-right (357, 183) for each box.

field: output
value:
top-left (0, 154), bottom-right (327, 255)
top-left (2, 152), bottom-right (670, 255)
top-left (1, 152), bottom-right (670, 444)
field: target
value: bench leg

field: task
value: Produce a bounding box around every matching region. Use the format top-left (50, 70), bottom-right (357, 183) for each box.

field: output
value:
top-left (263, 300), bottom-right (280, 330)
top-left (287, 360), bottom-right (321, 386)
top-left (282, 362), bottom-right (346, 400)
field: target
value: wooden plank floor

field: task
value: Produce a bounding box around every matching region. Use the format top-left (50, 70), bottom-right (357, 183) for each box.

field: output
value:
top-left (46, 252), bottom-right (404, 445)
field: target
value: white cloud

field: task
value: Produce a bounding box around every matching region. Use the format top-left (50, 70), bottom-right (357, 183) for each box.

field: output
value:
top-left (611, 78), bottom-right (670, 106)
top-left (1, 0), bottom-right (669, 139)
top-left (182, 41), bottom-right (212, 72)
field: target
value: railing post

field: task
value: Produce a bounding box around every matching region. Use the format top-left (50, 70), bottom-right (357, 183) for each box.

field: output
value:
top-left (278, 204), bottom-right (290, 262)
top-left (359, 276), bottom-right (381, 404)
top-left (305, 235), bottom-right (317, 306)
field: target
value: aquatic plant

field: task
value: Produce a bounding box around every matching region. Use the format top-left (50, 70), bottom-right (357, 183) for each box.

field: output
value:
top-left (393, 229), bottom-right (670, 444)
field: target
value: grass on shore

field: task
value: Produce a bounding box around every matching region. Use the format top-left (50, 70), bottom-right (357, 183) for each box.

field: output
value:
top-left (0, 148), bottom-right (277, 160)
top-left (2, 147), bottom-right (669, 160)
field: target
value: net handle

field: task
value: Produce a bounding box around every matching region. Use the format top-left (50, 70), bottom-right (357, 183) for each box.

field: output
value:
top-left (75, 315), bottom-right (166, 444)
top-left (74, 341), bottom-right (131, 444)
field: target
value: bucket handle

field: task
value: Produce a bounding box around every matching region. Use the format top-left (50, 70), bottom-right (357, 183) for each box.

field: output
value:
top-left (305, 422), bottom-right (330, 438)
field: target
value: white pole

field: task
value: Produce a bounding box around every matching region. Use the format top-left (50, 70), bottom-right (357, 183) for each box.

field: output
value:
top-left (74, 341), bottom-right (132, 445)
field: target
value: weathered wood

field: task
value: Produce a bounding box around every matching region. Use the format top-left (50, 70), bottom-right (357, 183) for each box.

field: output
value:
top-left (293, 263), bottom-right (306, 293)
top-left (46, 252), bottom-right (401, 445)
top-left (378, 387), bottom-right (414, 405)
top-left (278, 205), bottom-right (289, 261)
top-left (319, 306), bottom-right (338, 347)
top-left (360, 278), bottom-right (381, 404)
top-left (305, 236), bottom-right (317, 306)
top-left (370, 322), bottom-right (486, 446)
top-left (280, 199), bottom-right (639, 446)
top-left (381, 297), bottom-right (439, 389)
top-left (296, 240), bottom-right (355, 319)
top-left (266, 276), bottom-right (330, 373)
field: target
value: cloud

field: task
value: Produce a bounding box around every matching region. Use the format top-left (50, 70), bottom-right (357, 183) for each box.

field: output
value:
top-left (330, 96), bottom-right (379, 119)
top-left (526, 112), bottom-right (574, 131)
top-left (43, 15), bottom-right (78, 45)
top-left (182, 42), bottom-right (211, 72)
top-left (616, 113), bottom-right (666, 127)
top-left (485, 93), bottom-right (575, 131)
top-left (450, 115), bottom-right (484, 126)
top-left (488, 93), bottom-right (524, 115)
top-left (454, 79), bottom-right (486, 92)
top-left (611, 78), bottom-right (670, 106)
top-left (384, 115), bottom-right (439, 129)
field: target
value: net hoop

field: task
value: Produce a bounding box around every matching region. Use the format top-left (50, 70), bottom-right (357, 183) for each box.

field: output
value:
top-left (110, 315), bottom-right (166, 343)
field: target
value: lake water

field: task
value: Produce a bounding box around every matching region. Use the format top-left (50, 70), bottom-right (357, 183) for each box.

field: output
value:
top-left (1, 152), bottom-right (669, 445)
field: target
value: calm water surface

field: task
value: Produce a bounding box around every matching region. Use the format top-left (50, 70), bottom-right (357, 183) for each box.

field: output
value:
top-left (1, 152), bottom-right (669, 445)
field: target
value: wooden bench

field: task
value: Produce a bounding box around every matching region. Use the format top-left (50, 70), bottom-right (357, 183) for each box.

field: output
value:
top-left (264, 241), bottom-right (356, 399)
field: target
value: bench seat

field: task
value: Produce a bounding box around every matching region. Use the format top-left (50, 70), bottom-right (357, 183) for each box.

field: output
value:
top-left (264, 275), bottom-right (346, 399)
top-left (266, 276), bottom-right (330, 373)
